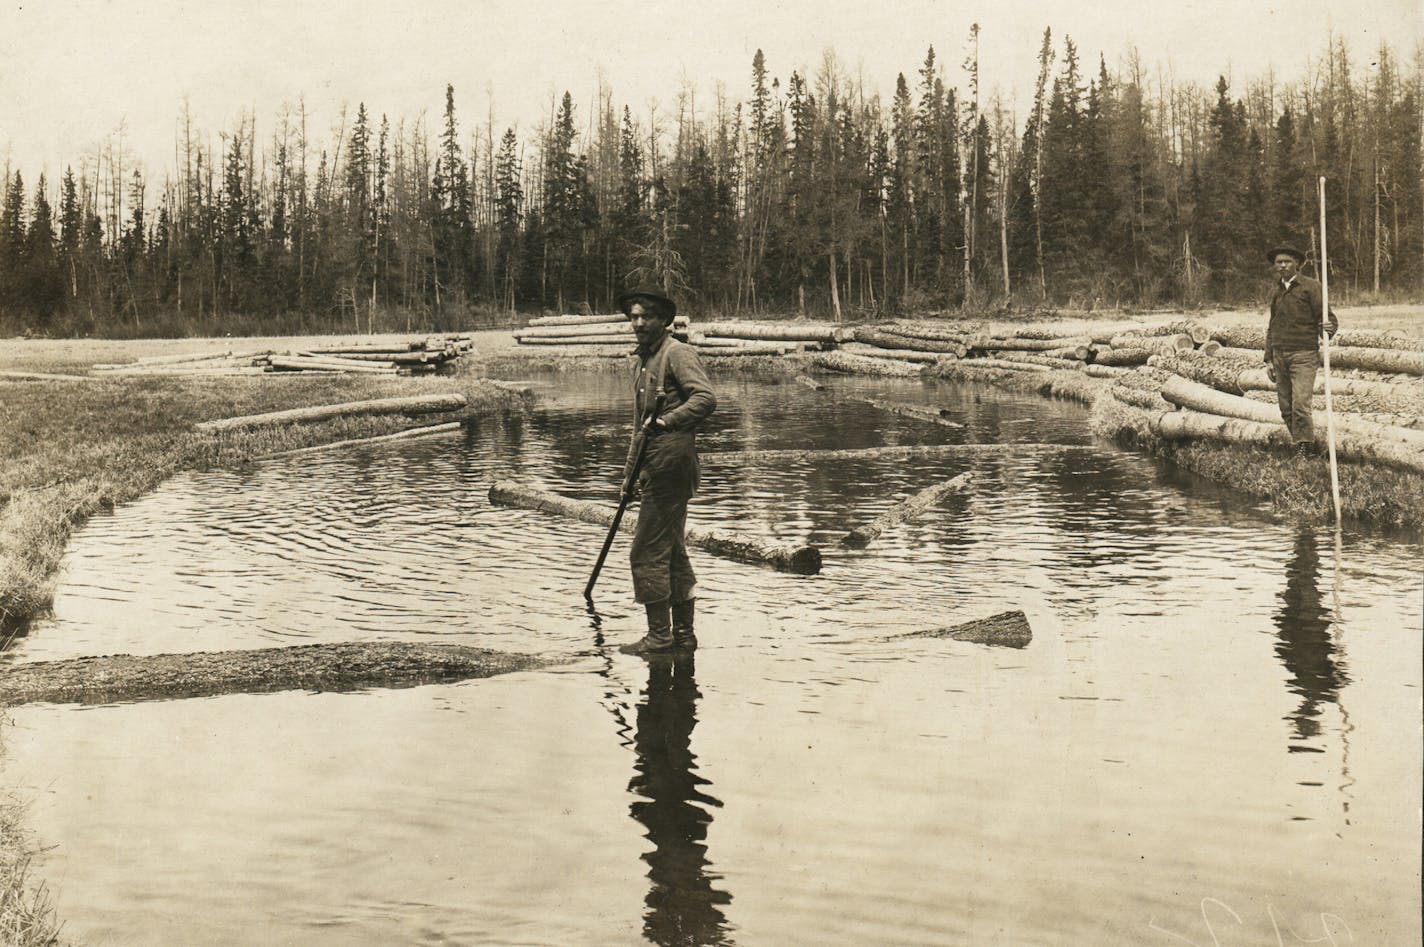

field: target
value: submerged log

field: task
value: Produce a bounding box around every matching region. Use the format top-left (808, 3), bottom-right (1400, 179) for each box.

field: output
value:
top-left (890, 609), bottom-right (1032, 648)
top-left (0, 642), bottom-right (547, 707)
top-left (842, 472), bottom-right (973, 547)
top-left (809, 351), bottom-right (924, 376)
top-left (847, 397), bottom-right (966, 428)
top-left (196, 393), bottom-right (467, 432)
top-left (487, 480), bottom-right (822, 574)
top-left (794, 374), bottom-right (828, 391)
top-left (702, 443), bottom-right (1062, 465)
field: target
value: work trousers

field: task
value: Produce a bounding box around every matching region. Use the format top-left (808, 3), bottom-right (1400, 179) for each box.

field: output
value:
top-left (1270, 349), bottom-right (1319, 444)
top-left (630, 491), bottom-right (696, 605)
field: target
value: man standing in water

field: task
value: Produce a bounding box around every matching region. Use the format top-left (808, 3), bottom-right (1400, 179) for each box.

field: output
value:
top-left (616, 291), bottom-right (717, 656)
top-left (1264, 245), bottom-right (1338, 456)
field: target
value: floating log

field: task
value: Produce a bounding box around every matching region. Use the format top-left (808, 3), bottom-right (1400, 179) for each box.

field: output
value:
top-left (847, 397), bottom-right (966, 428)
top-left (196, 393), bottom-right (467, 432)
top-left (842, 472), bottom-right (973, 548)
top-left (701, 443), bottom-right (1063, 465)
top-left (808, 351), bottom-right (924, 376)
top-left (695, 322), bottom-right (847, 343)
top-left (262, 421), bottom-right (465, 458)
top-left (0, 642), bottom-right (547, 707)
top-left (890, 609), bottom-right (1032, 648)
top-left (853, 327), bottom-right (967, 355)
top-left (487, 480), bottom-right (822, 574)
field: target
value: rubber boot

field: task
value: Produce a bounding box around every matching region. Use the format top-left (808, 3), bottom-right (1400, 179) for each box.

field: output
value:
top-left (619, 600), bottom-right (675, 655)
top-left (671, 599), bottom-right (697, 651)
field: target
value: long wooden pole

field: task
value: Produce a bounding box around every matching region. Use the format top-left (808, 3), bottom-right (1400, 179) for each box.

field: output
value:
top-left (584, 393), bottom-right (666, 601)
top-left (1319, 176), bottom-right (1342, 525)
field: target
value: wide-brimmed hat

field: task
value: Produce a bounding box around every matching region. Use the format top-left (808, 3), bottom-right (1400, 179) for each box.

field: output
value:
top-left (1266, 245), bottom-right (1306, 264)
top-left (616, 290), bottom-right (677, 324)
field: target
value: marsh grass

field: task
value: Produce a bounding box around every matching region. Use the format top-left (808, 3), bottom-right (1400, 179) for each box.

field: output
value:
top-left (0, 720), bottom-right (63, 947)
top-left (0, 364), bottom-right (526, 626)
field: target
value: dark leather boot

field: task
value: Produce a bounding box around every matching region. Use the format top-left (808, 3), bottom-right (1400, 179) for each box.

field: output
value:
top-left (671, 598), bottom-right (696, 651)
top-left (619, 600), bottom-right (675, 655)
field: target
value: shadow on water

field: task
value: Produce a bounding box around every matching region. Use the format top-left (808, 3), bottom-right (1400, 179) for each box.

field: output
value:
top-left (627, 654), bottom-right (733, 947)
top-left (1274, 527), bottom-right (1349, 747)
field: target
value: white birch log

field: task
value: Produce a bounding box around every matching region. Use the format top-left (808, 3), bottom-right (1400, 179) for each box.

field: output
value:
top-left (196, 393), bottom-right (467, 432)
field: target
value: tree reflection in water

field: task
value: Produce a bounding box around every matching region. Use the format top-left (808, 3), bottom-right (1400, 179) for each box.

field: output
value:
top-left (628, 655), bottom-right (732, 945)
top-left (1273, 527), bottom-right (1349, 744)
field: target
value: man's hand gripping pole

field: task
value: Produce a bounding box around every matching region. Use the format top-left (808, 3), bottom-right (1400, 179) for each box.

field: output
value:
top-left (584, 393), bottom-right (667, 602)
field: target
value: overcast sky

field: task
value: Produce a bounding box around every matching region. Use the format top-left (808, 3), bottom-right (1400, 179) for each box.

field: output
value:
top-left (1, 0), bottom-right (1419, 182)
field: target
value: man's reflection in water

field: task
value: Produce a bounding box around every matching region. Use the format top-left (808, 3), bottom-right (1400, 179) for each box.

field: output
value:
top-left (1273, 527), bottom-right (1348, 742)
top-left (628, 654), bottom-right (732, 945)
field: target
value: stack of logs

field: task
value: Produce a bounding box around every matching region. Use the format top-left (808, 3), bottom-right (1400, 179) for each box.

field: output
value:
top-left (92, 336), bottom-right (474, 377)
top-left (1097, 327), bottom-right (1424, 471)
top-left (512, 313), bottom-right (845, 357)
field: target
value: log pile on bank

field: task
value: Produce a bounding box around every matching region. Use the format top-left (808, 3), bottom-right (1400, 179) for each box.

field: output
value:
top-left (511, 312), bottom-right (843, 358)
top-left (91, 336), bottom-right (475, 377)
top-left (1092, 327), bottom-right (1424, 470)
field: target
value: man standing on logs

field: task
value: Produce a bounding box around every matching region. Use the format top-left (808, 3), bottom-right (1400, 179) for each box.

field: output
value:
top-left (1264, 245), bottom-right (1338, 455)
top-left (617, 291), bottom-right (717, 656)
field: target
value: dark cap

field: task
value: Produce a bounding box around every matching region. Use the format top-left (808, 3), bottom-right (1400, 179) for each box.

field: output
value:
top-left (1266, 245), bottom-right (1306, 264)
top-left (617, 290), bottom-right (677, 325)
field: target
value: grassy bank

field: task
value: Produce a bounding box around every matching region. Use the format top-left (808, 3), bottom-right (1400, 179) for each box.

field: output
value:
top-left (0, 722), bottom-right (62, 946)
top-left (1, 337), bottom-right (528, 628)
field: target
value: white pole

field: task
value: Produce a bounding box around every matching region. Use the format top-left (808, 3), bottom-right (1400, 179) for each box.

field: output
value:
top-left (1318, 176), bottom-right (1342, 525)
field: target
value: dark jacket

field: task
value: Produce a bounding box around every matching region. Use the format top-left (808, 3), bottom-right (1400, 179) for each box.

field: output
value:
top-left (626, 334), bottom-right (717, 499)
top-left (1266, 275), bottom-right (1339, 362)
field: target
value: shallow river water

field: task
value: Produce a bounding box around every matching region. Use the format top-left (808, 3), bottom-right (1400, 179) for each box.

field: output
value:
top-left (3, 370), bottom-right (1420, 945)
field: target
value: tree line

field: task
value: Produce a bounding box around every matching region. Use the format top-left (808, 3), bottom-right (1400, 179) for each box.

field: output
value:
top-left (0, 30), bottom-right (1419, 337)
